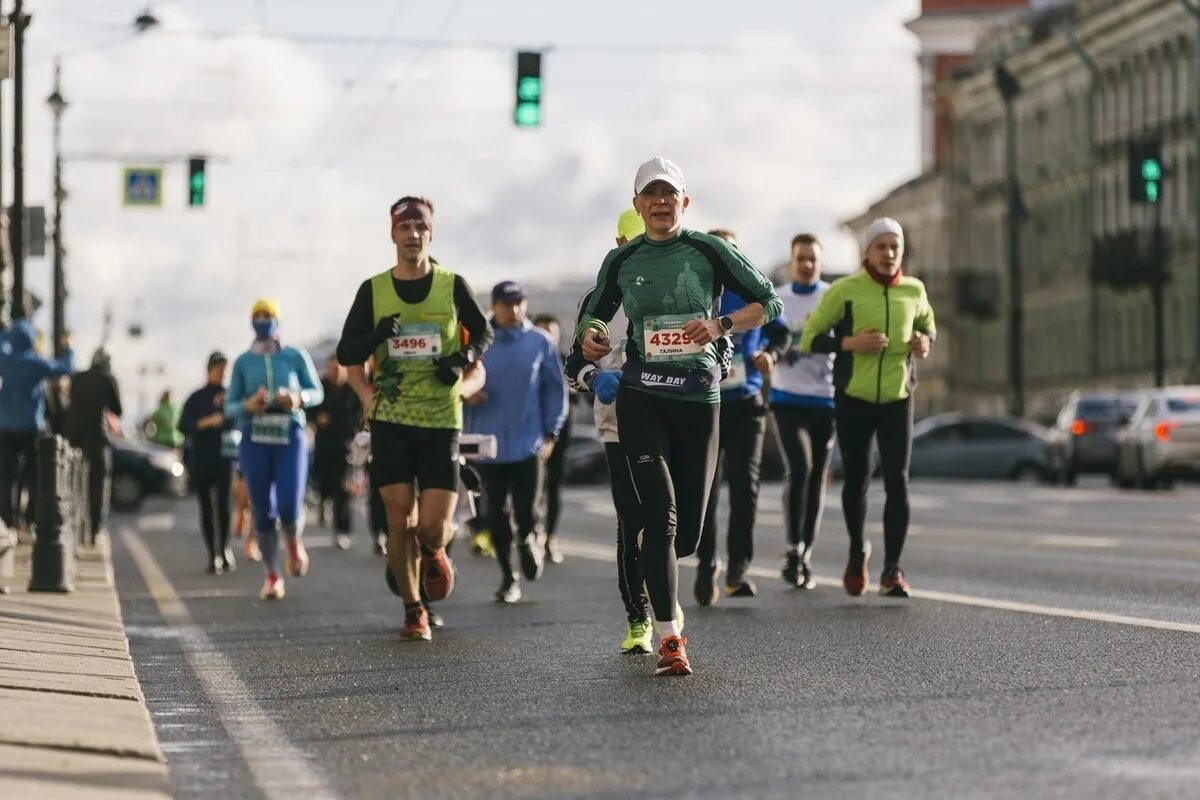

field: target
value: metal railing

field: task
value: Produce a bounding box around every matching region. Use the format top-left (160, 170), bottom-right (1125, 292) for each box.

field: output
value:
top-left (28, 434), bottom-right (91, 593)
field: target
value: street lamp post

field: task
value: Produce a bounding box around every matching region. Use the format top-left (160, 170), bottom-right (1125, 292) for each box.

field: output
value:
top-left (994, 63), bottom-right (1024, 418)
top-left (47, 58), bottom-right (66, 358)
top-left (8, 0), bottom-right (27, 319)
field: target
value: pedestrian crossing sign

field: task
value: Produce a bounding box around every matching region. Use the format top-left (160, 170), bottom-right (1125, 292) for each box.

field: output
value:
top-left (123, 167), bottom-right (163, 207)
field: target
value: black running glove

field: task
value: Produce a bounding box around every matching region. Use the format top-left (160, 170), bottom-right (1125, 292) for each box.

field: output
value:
top-left (372, 315), bottom-right (400, 346)
top-left (434, 352), bottom-right (470, 386)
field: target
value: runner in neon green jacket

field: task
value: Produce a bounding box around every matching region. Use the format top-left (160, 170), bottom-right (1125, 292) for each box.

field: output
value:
top-left (798, 217), bottom-right (935, 601)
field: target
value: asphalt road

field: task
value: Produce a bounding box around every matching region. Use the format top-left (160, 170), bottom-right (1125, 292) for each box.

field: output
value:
top-left (110, 477), bottom-right (1200, 800)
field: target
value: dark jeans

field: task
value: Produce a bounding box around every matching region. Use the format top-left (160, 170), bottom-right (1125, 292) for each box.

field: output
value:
top-left (194, 465), bottom-right (232, 559)
top-left (773, 404), bottom-right (836, 553)
top-left (835, 393), bottom-right (913, 566)
top-left (315, 449), bottom-right (351, 533)
top-left (0, 431), bottom-right (37, 530)
top-left (82, 444), bottom-right (112, 540)
top-left (477, 456), bottom-right (543, 580)
top-left (542, 411), bottom-right (571, 536)
top-left (697, 395), bottom-right (767, 580)
top-left (616, 387), bottom-right (719, 623)
top-left (605, 442), bottom-right (648, 623)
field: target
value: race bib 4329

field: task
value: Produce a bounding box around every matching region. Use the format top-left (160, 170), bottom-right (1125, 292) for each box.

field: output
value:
top-left (643, 314), bottom-right (704, 362)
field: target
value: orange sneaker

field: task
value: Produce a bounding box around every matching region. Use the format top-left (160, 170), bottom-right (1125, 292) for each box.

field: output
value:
top-left (655, 635), bottom-right (692, 676)
top-left (259, 573), bottom-right (285, 601)
top-left (879, 563), bottom-right (911, 598)
top-left (285, 538), bottom-right (309, 577)
top-left (400, 605), bottom-right (432, 641)
top-left (843, 541), bottom-right (871, 597)
top-left (420, 546), bottom-right (455, 602)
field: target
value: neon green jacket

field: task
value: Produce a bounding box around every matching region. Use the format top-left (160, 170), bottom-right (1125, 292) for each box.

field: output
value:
top-left (798, 270), bottom-right (935, 404)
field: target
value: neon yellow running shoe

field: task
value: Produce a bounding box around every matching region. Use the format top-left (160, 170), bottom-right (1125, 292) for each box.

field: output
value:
top-left (470, 530), bottom-right (495, 558)
top-left (620, 620), bottom-right (653, 654)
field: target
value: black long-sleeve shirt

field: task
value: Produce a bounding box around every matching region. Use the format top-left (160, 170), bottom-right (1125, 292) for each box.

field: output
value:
top-left (178, 383), bottom-right (233, 476)
top-left (336, 269), bottom-right (491, 367)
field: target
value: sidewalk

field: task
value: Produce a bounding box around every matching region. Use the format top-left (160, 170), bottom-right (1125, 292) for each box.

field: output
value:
top-left (0, 535), bottom-right (172, 799)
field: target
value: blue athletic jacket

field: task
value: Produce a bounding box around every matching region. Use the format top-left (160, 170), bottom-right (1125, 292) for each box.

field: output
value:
top-left (225, 343), bottom-right (323, 432)
top-left (719, 292), bottom-right (791, 403)
top-left (465, 319), bottom-right (567, 465)
top-left (0, 321), bottom-right (75, 433)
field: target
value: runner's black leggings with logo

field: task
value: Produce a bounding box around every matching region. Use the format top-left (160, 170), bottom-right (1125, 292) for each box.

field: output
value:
top-left (604, 442), bottom-right (648, 623)
top-left (477, 456), bottom-right (543, 581)
top-left (773, 405), bottom-right (836, 553)
top-left (616, 386), bottom-right (719, 623)
top-left (835, 393), bottom-right (913, 566)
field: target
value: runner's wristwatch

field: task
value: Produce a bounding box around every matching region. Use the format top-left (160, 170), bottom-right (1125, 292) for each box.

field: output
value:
top-left (718, 315), bottom-right (734, 333)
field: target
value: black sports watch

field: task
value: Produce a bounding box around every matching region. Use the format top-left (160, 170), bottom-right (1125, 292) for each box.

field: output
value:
top-left (718, 315), bottom-right (734, 333)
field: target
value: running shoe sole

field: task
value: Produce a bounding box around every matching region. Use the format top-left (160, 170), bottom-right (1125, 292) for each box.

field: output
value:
top-left (622, 644), bottom-right (652, 655)
top-left (421, 549), bottom-right (456, 601)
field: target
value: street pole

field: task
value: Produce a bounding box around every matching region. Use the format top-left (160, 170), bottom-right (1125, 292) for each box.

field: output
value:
top-left (1180, 0), bottom-right (1200, 374)
top-left (1152, 196), bottom-right (1166, 388)
top-left (1066, 30), bottom-right (1101, 380)
top-left (48, 57), bottom-right (65, 358)
top-left (995, 64), bottom-right (1024, 418)
top-left (8, 0), bottom-right (23, 319)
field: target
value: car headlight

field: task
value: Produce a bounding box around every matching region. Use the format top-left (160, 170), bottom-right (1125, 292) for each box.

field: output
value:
top-left (150, 451), bottom-right (181, 474)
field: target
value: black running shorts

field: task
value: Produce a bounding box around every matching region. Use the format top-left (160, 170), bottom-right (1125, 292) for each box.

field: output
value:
top-left (370, 420), bottom-right (460, 492)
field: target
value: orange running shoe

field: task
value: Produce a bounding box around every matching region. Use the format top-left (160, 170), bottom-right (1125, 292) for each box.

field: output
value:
top-left (285, 538), bottom-right (310, 577)
top-left (655, 635), bottom-right (692, 676)
top-left (400, 605), bottom-right (432, 641)
top-left (879, 563), bottom-right (911, 598)
top-left (420, 546), bottom-right (455, 602)
top-left (843, 541), bottom-right (871, 597)
top-left (259, 573), bottom-right (285, 601)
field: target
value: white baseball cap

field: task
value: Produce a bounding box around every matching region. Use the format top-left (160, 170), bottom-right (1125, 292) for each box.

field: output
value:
top-left (634, 156), bottom-right (686, 195)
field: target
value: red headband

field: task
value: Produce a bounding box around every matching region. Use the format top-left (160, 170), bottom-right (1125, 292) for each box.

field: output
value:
top-left (390, 201), bottom-right (433, 230)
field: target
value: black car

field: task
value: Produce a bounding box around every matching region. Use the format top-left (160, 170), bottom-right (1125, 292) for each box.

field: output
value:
top-left (111, 438), bottom-right (186, 511)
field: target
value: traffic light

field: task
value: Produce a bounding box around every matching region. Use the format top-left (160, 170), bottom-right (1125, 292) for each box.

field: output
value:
top-left (1129, 138), bottom-right (1163, 204)
top-left (514, 51), bottom-right (542, 127)
top-left (187, 156), bottom-right (206, 207)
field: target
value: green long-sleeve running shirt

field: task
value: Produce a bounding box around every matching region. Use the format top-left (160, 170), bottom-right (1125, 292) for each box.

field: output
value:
top-left (576, 229), bottom-right (783, 404)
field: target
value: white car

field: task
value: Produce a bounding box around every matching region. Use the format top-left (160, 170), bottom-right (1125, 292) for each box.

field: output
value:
top-left (1114, 386), bottom-right (1200, 490)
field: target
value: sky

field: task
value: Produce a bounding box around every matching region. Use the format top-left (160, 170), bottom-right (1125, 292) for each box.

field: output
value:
top-left (15, 0), bottom-right (922, 417)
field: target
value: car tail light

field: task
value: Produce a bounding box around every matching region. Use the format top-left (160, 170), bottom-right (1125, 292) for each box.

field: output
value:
top-left (1154, 421), bottom-right (1180, 442)
top-left (1071, 420), bottom-right (1090, 436)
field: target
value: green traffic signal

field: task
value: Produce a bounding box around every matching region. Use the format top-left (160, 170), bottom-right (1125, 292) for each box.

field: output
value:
top-left (514, 51), bottom-right (542, 128)
top-left (514, 102), bottom-right (541, 126)
top-left (517, 76), bottom-right (542, 102)
top-left (1141, 158), bottom-right (1162, 204)
top-left (187, 157), bottom-right (206, 207)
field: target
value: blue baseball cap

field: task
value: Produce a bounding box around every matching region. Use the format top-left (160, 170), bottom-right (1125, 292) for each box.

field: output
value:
top-left (491, 281), bottom-right (527, 303)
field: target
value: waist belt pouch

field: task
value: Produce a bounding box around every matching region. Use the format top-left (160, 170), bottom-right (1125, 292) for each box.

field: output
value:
top-left (621, 358), bottom-right (720, 394)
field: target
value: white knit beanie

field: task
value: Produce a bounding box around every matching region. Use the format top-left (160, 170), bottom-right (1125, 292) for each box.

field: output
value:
top-left (861, 217), bottom-right (904, 253)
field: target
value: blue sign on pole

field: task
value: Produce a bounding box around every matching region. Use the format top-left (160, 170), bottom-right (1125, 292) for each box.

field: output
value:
top-left (123, 167), bottom-right (163, 207)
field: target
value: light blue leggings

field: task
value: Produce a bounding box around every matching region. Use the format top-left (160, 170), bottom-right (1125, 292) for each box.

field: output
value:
top-left (239, 424), bottom-right (309, 574)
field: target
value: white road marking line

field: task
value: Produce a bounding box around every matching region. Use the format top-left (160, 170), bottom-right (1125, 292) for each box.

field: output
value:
top-left (137, 512), bottom-right (176, 532)
top-left (1034, 534), bottom-right (1120, 549)
top-left (121, 527), bottom-right (337, 800)
top-left (556, 540), bottom-right (1200, 636)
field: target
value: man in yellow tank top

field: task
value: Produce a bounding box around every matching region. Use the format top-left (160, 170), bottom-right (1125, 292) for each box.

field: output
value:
top-left (336, 196), bottom-right (492, 641)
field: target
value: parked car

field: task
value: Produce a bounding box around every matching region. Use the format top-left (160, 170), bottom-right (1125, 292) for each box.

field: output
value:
top-left (111, 438), bottom-right (186, 511)
top-left (1048, 391), bottom-right (1142, 485)
top-left (830, 413), bottom-right (1052, 482)
top-left (1113, 386), bottom-right (1200, 490)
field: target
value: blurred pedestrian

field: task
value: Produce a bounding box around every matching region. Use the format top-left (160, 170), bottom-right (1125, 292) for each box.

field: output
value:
top-left (465, 281), bottom-right (567, 603)
top-left (311, 354), bottom-right (360, 550)
top-left (64, 348), bottom-right (122, 541)
top-left (179, 352), bottom-right (236, 574)
top-left (147, 390), bottom-right (183, 449)
top-left (532, 312), bottom-right (570, 565)
top-left (226, 298), bottom-right (324, 601)
top-left (0, 322), bottom-right (75, 532)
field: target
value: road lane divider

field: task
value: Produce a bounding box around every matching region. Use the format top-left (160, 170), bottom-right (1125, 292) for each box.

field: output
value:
top-left (121, 527), bottom-right (337, 800)
top-left (555, 540), bottom-right (1200, 636)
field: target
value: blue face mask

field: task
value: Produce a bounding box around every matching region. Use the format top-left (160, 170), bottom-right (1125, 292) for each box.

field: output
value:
top-left (253, 319), bottom-right (278, 339)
